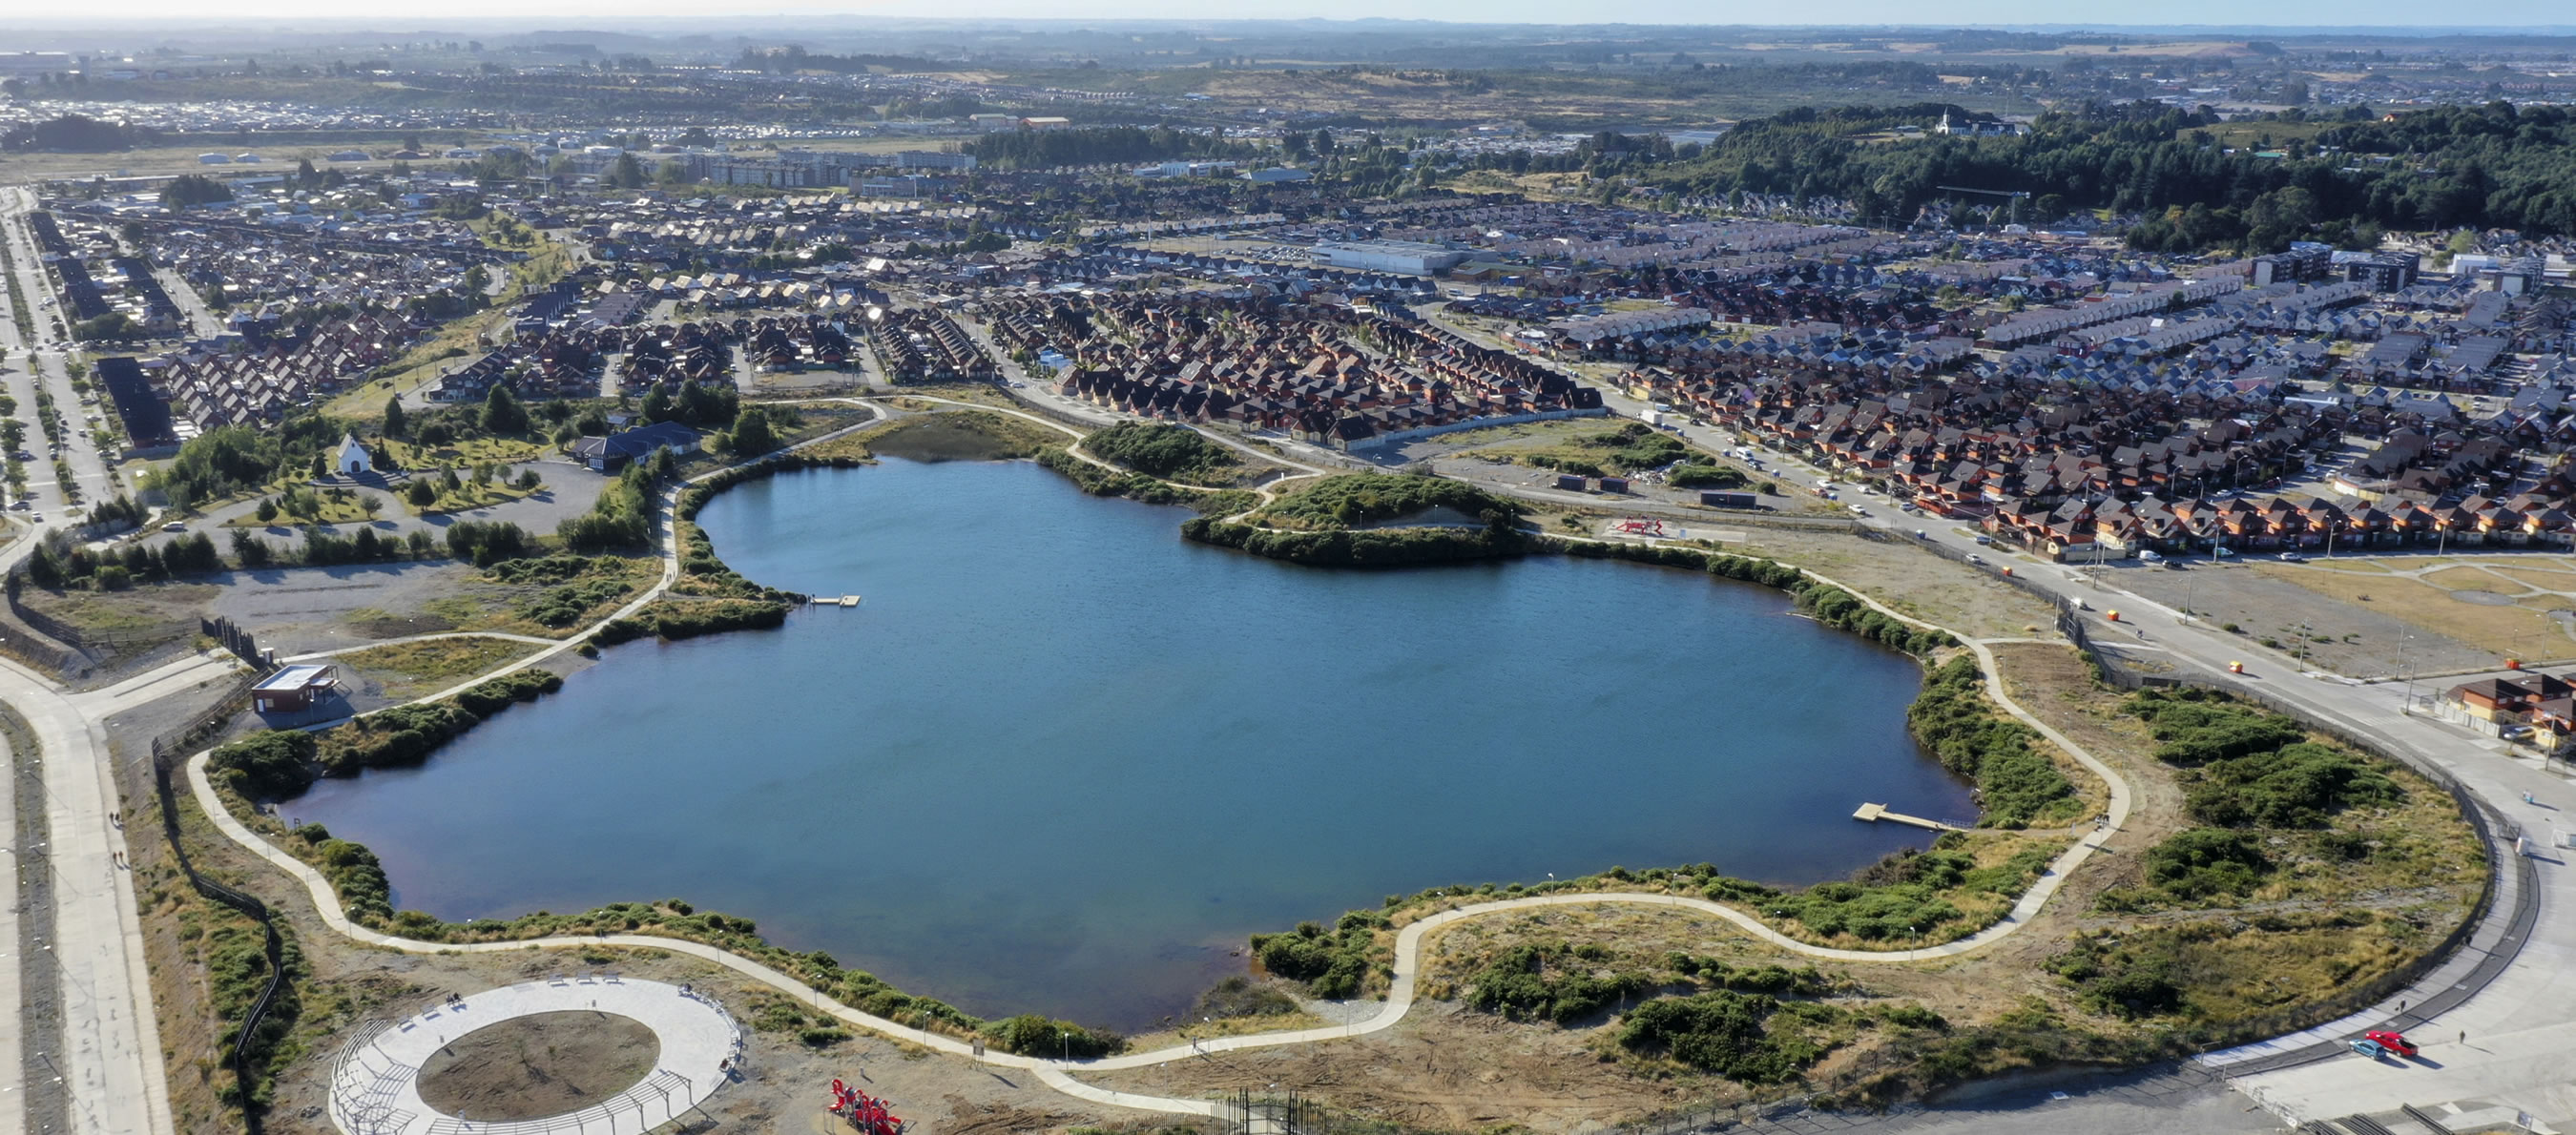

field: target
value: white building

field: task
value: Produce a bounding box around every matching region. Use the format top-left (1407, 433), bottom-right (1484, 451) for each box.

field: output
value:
top-left (335, 434), bottom-right (373, 476)
top-left (1309, 239), bottom-right (1468, 277)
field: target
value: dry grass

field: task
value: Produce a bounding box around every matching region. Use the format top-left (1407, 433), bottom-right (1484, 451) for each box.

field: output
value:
top-left (335, 635), bottom-right (540, 699)
top-left (2255, 562), bottom-right (2576, 659)
top-left (2421, 566), bottom-right (2515, 593)
top-left (2491, 566), bottom-right (2576, 592)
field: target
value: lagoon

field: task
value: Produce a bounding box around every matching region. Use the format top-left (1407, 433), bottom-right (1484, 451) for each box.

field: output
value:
top-left (282, 457), bottom-right (1972, 1029)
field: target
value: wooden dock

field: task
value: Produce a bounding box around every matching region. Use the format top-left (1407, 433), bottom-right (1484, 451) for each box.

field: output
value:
top-left (1852, 803), bottom-right (1965, 833)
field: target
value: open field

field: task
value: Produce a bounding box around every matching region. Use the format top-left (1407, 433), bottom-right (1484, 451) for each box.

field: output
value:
top-left (334, 635), bottom-right (543, 701)
top-left (2246, 555), bottom-right (2576, 667)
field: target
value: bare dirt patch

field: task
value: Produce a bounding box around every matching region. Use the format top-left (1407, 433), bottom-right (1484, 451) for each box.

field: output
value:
top-left (2245, 561), bottom-right (2574, 667)
top-left (415, 1011), bottom-right (659, 1121)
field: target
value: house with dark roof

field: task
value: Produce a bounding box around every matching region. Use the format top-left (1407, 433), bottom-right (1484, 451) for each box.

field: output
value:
top-left (571, 421), bottom-right (701, 472)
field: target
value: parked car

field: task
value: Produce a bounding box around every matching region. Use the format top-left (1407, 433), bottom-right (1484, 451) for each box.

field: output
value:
top-left (2278, 550), bottom-right (2305, 562)
top-left (1974, 534), bottom-right (1993, 546)
top-left (1965, 553), bottom-right (1986, 566)
top-left (161, 521), bottom-right (187, 532)
top-left (2363, 1031), bottom-right (2418, 1057)
top-left (2140, 550), bottom-right (2165, 564)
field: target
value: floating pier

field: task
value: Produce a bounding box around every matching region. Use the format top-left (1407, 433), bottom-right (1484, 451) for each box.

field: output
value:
top-left (809, 595), bottom-right (863, 607)
top-left (1852, 802), bottom-right (1965, 832)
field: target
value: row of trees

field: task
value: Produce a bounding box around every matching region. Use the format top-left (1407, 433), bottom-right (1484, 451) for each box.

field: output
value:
top-left (1648, 99), bottom-right (2576, 247)
top-left (966, 126), bottom-right (1257, 171)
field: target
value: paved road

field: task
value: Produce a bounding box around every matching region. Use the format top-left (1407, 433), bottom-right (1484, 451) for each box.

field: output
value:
top-left (1405, 309), bottom-right (2576, 1130)
top-left (0, 186), bottom-right (124, 518)
top-left (0, 185), bottom-right (169, 1135)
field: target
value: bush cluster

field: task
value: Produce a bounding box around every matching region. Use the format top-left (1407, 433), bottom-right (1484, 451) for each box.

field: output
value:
top-left (1465, 942), bottom-right (1652, 1025)
top-left (208, 730), bottom-right (321, 799)
top-left (312, 669), bottom-right (562, 775)
top-left (1080, 421), bottom-right (1239, 484)
top-left (1255, 472), bottom-right (1524, 531)
top-left (560, 451), bottom-right (675, 553)
top-left (1616, 990), bottom-right (1827, 1083)
top-left (980, 1014), bottom-right (1125, 1060)
top-left (1908, 656), bottom-right (2078, 828)
top-left (1249, 911), bottom-right (1387, 999)
top-left (1668, 464), bottom-right (1750, 489)
top-left (1554, 540), bottom-right (1956, 656)
top-left (1035, 447), bottom-right (1237, 511)
top-left (1184, 517), bottom-right (1530, 566)
top-left (2130, 690), bottom-right (2402, 828)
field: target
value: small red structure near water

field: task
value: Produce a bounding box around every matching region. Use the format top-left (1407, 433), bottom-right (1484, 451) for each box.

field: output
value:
top-left (1612, 517), bottom-right (1669, 537)
top-left (830, 1079), bottom-right (904, 1135)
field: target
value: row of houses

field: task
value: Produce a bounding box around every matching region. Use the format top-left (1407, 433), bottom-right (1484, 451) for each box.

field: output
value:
top-left (140, 315), bottom-right (417, 433)
top-left (866, 308), bottom-right (990, 382)
top-left (985, 292), bottom-right (1600, 449)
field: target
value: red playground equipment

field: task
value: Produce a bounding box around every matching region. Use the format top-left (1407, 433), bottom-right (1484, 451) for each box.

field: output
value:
top-left (830, 1079), bottom-right (904, 1135)
top-left (1611, 517), bottom-right (1669, 538)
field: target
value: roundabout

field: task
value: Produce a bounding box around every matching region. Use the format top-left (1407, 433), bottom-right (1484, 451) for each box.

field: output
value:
top-left (326, 976), bottom-right (744, 1135)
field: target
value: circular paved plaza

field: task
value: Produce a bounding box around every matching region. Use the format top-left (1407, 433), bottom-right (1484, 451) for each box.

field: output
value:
top-left (328, 974), bottom-right (743, 1135)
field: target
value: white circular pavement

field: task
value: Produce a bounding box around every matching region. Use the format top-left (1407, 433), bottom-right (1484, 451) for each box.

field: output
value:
top-left (327, 974), bottom-right (743, 1135)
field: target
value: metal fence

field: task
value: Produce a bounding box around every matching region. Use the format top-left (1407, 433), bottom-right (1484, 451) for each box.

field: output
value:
top-left (146, 667), bottom-right (281, 1133)
top-left (1218, 1089), bottom-right (1326, 1135)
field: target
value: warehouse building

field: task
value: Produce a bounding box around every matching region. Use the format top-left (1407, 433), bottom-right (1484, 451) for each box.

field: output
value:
top-left (1308, 239), bottom-right (1468, 277)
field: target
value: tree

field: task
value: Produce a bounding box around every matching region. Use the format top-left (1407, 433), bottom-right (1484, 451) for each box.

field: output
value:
top-left (383, 397), bottom-right (407, 440)
top-left (406, 477), bottom-right (437, 507)
top-left (481, 383), bottom-right (530, 435)
top-left (158, 174), bottom-right (232, 210)
top-left (256, 497), bottom-right (280, 524)
top-left (360, 495), bottom-right (384, 519)
top-left (724, 406), bottom-right (779, 457)
top-left (230, 528), bottom-right (271, 568)
top-left (608, 152), bottom-right (649, 189)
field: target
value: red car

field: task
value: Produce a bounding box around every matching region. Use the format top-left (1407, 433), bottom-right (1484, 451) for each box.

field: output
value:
top-left (2365, 1031), bottom-right (2419, 1057)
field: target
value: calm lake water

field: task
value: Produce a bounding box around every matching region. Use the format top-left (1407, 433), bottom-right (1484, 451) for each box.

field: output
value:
top-left (284, 458), bottom-right (1973, 1028)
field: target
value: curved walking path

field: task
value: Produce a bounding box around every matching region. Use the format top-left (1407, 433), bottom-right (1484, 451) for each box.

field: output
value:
top-left (177, 401), bottom-right (2135, 1121)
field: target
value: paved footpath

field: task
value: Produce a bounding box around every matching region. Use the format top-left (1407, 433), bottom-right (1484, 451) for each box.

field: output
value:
top-left (177, 564), bottom-right (2137, 1118)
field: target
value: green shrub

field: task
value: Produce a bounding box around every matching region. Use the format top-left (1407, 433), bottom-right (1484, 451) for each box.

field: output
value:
top-left (209, 730), bottom-right (320, 798)
top-left (1464, 943), bottom-right (1652, 1025)
top-left (1669, 464), bottom-right (1749, 489)
top-left (2143, 828), bottom-right (2271, 900)
top-left (2184, 742), bottom-right (2401, 828)
top-left (1249, 472), bottom-right (1523, 531)
top-left (1616, 991), bottom-right (1824, 1083)
top-left (2046, 934), bottom-right (2187, 1019)
top-left (2127, 691), bottom-right (2309, 766)
top-left (1249, 918), bottom-right (1379, 999)
top-left (1908, 656), bottom-right (2076, 828)
top-left (980, 1014), bottom-right (1124, 1059)
top-left (1080, 421), bottom-right (1239, 484)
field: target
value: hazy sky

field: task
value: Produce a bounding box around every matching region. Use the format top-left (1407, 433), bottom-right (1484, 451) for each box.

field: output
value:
top-left (23, 0), bottom-right (2574, 29)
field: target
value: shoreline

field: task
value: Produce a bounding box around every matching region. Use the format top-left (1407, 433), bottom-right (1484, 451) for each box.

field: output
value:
top-left (200, 433), bottom-right (2045, 1038)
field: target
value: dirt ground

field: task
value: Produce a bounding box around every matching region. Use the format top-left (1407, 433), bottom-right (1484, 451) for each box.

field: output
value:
top-left (2104, 556), bottom-right (2527, 678)
top-left (1750, 528), bottom-right (2067, 642)
top-left (415, 1011), bottom-right (659, 1121)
